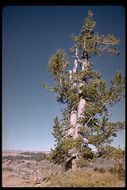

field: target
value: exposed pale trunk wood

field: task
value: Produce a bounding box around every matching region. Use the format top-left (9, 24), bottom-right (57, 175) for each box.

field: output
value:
top-left (67, 49), bottom-right (90, 171)
top-left (71, 98), bottom-right (86, 171)
top-left (81, 58), bottom-right (89, 71)
top-left (70, 111), bottom-right (77, 127)
top-left (73, 58), bottom-right (78, 73)
top-left (66, 127), bottom-right (75, 137)
top-left (77, 98), bottom-right (86, 118)
top-left (72, 158), bottom-right (77, 171)
top-left (74, 98), bottom-right (86, 139)
top-left (69, 56), bottom-right (78, 133)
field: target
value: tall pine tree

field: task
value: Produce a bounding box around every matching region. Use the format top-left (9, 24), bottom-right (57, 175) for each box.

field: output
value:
top-left (43, 10), bottom-right (125, 170)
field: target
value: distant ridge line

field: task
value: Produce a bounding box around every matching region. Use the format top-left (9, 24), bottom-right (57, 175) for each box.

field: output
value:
top-left (2, 150), bottom-right (50, 154)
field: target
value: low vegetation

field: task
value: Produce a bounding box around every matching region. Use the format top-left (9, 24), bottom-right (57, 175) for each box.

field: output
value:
top-left (2, 148), bottom-right (125, 187)
top-left (48, 169), bottom-right (124, 187)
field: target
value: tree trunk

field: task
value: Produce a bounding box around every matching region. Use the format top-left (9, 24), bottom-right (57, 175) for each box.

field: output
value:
top-left (68, 52), bottom-right (89, 171)
top-left (70, 111), bottom-right (77, 127)
top-left (72, 158), bottom-right (77, 171)
top-left (71, 98), bottom-right (86, 171)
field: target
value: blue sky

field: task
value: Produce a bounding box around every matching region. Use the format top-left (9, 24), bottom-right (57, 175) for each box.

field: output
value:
top-left (2, 6), bottom-right (125, 151)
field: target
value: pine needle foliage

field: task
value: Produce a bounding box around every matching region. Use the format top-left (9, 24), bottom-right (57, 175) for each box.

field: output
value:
top-left (43, 10), bottom-right (125, 166)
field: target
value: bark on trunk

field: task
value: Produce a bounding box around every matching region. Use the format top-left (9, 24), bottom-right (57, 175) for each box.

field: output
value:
top-left (71, 98), bottom-right (86, 171)
top-left (70, 111), bottom-right (77, 127)
top-left (67, 50), bottom-right (89, 171)
top-left (72, 158), bottom-right (77, 171)
top-left (74, 98), bottom-right (86, 139)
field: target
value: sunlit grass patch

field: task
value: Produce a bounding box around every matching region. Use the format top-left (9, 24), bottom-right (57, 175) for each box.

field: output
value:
top-left (48, 169), bottom-right (125, 187)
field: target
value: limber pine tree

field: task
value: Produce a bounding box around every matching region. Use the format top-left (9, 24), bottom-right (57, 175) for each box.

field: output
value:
top-left (43, 10), bottom-right (125, 171)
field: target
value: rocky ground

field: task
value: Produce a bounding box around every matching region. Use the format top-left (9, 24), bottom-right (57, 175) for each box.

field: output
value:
top-left (2, 150), bottom-right (125, 187)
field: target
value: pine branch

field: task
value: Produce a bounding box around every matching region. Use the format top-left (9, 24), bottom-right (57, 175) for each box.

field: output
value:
top-left (42, 83), bottom-right (55, 92)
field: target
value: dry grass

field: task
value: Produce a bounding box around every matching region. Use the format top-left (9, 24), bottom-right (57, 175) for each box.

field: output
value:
top-left (48, 169), bottom-right (125, 187)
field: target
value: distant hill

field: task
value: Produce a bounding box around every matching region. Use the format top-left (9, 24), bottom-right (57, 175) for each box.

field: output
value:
top-left (2, 150), bottom-right (50, 156)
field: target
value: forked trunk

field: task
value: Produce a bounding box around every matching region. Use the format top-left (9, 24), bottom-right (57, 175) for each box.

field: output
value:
top-left (68, 49), bottom-right (89, 171)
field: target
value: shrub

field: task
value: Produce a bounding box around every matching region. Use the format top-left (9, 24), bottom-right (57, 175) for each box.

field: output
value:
top-left (81, 146), bottom-right (94, 159)
top-left (77, 158), bottom-right (87, 168)
top-left (108, 160), bottom-right (125, 180)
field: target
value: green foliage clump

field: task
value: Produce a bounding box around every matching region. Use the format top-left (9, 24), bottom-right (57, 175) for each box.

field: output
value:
top-left (70, 10), bottom-right (120, 57)
top-left (48, 50), bottom-right (69, 80)
top-left (77, 157), bottom-right (87, 168)
top-left (99, 146), bottom-right (125, 159)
